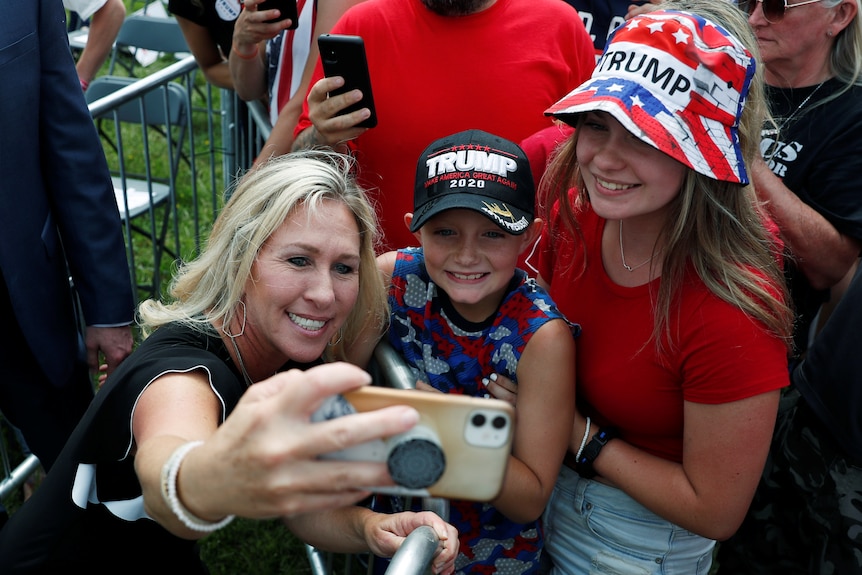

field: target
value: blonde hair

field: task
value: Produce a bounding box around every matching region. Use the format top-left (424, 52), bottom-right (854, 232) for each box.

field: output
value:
top-left (541, 0), bottom-right (793, 356)
top-left (138, 150), bottom-right (388, 362)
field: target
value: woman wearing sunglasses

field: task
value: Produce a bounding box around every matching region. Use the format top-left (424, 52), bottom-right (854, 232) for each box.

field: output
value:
top-left (737, 0), bottom-right (862, 358)
top-left (716, 0), bottom-right (862, 573)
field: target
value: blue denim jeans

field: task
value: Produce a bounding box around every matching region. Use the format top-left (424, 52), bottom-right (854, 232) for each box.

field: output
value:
top-left (542, 465), bottom-right (715, 575)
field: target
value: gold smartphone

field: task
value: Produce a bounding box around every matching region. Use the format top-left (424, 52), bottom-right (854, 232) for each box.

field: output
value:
top-left (314, 386), bottom-right (514, 501)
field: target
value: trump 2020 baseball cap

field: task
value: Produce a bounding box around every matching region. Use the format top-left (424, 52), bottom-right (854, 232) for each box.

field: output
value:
top-left (545, 10), bottom-right (755, 184)
top-left (410, 129), bottom-right (535, 235)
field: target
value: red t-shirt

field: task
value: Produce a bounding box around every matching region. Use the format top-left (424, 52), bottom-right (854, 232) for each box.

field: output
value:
top-left (295, 0), bottom-right (596, 251)
top-left (534, 203), bottom-right (789, 462)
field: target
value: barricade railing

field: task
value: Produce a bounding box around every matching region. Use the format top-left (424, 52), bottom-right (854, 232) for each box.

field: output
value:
top-left (0, 427), bottom-right (39, 501)
top-left (86, 56), bottom-right (236, 300)
top-left (384, 526), bottom-right (440, 575)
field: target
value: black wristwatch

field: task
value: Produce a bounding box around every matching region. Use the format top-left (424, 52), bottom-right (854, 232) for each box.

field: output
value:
top-left (576, 427), bottom-right (619, 479)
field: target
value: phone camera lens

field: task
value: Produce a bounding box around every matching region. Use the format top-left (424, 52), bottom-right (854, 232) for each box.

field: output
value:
top-left (492, 416), bottom-right (507, 429)
top-left (471, 413), bottom-right (486, 427)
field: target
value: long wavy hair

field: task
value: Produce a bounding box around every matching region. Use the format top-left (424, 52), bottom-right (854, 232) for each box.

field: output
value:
top-left (814, 0), bottom-right (862, 103)
top-left (541, 0), bottom-right (794, 357)
top-left (138, 150), bottom-right (388, 362)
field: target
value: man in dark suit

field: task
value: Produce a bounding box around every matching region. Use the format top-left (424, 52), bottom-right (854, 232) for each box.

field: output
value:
top-left (0, 0), bottom-right (135, 474)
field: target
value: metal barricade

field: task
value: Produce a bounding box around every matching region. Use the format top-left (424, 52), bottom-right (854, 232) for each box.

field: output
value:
top-left (384, 526), bottom-right (440, 575)
top-left (0, 412), bottom-right (40, 502)
top-left (84, 56), bottom-right (269, 300)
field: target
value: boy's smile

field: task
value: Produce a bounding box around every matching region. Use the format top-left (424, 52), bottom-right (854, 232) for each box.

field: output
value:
top-left (409, 209), bottom-right (536, 323)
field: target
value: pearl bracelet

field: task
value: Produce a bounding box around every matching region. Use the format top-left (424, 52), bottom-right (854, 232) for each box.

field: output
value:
top-left (575, 416), bottom-right (592, 461)
top-left (160, 440), bottom-right (235, 533)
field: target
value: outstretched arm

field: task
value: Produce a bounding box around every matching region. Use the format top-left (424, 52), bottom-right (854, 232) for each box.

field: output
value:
top-left (255, 0), bottom-right (365, 163)
top-left (490, 319), bottom-right (575, 523)
top-left (174, 16), bottom-right (233, 90)
top-left (134, 363), bottom-right (421, 539)
top-left (229, 0), bottom-right (294, 102)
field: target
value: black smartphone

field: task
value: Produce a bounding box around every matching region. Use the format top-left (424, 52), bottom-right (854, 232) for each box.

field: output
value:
top-left (257, 0), bottom-right (299, 28)
top-left (317, 34), bottom-right (378, 129)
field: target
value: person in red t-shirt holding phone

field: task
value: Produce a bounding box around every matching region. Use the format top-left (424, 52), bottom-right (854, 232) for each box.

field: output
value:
top-left (290, 0), bottom-right (596, 253)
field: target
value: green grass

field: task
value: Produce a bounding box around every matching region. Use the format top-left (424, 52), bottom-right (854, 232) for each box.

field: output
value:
top-left (201, 518), bottom-right (312, 575)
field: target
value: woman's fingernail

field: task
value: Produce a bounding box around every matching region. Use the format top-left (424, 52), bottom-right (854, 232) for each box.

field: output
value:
top-left (402, 407), bottom-right (420, 425)
top-left (481, 378), bottom-right (489, 387)
top-left (489, 373), bottom-right (498, 382)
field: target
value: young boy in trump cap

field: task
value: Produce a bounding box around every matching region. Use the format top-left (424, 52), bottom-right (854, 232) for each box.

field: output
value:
top-left (349, 129), bottom-right (579, 575)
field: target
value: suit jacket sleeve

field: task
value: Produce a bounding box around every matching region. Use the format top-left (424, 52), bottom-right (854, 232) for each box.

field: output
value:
top-left (39, 0), bottom-right (136, 326)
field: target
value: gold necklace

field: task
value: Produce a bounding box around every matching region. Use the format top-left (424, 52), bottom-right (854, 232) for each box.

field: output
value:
top-left (619, 220), bottom-right (659, 273)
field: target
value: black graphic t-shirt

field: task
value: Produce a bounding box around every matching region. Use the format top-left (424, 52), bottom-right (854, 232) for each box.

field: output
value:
top-left (762, 79), bottom-right (862, 356)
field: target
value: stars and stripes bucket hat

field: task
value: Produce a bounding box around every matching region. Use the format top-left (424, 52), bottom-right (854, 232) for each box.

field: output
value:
top-left (545, 10), bottom-right (755, 184)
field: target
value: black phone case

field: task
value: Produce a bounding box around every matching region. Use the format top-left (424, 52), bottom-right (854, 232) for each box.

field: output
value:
top-left (318, 34), bottom-right (377, 128)
top-left (258, 0), bottom-right (299, 28)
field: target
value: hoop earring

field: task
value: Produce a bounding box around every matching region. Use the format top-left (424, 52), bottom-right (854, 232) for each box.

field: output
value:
top-left (222, 300), bottom-right (247, 338)
top-left (327, 329), bottom-right (343, 347)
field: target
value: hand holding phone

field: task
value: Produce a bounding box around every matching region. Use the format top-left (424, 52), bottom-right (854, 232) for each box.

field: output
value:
top-left (318, 34), bottom-right (378, 128)
top-left (257, 0), bottom-right (299, 28)
top-left (312, 386), bottom-right (513, 501)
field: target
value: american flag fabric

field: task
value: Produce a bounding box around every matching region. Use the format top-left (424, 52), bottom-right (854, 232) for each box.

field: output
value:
top-left (545, 10), bottom-right (755, 184)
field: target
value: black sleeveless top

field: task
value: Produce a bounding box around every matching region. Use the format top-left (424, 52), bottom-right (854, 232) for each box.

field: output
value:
top-left (0, 322), bottom-right (315, 572)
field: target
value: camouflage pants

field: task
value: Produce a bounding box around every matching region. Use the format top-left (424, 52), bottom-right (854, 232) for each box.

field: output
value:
top-left (715, 388), bottom-right (862, 574)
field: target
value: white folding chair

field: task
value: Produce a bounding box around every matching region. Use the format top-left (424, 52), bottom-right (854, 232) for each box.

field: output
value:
top-left (107, 13), bottom-right (189, 77)
top-left (86, 75), bottom-right (190, 299)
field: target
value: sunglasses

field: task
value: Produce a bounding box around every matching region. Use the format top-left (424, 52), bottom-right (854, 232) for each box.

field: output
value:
top-left (744, 0), bottom-right (829, 23)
